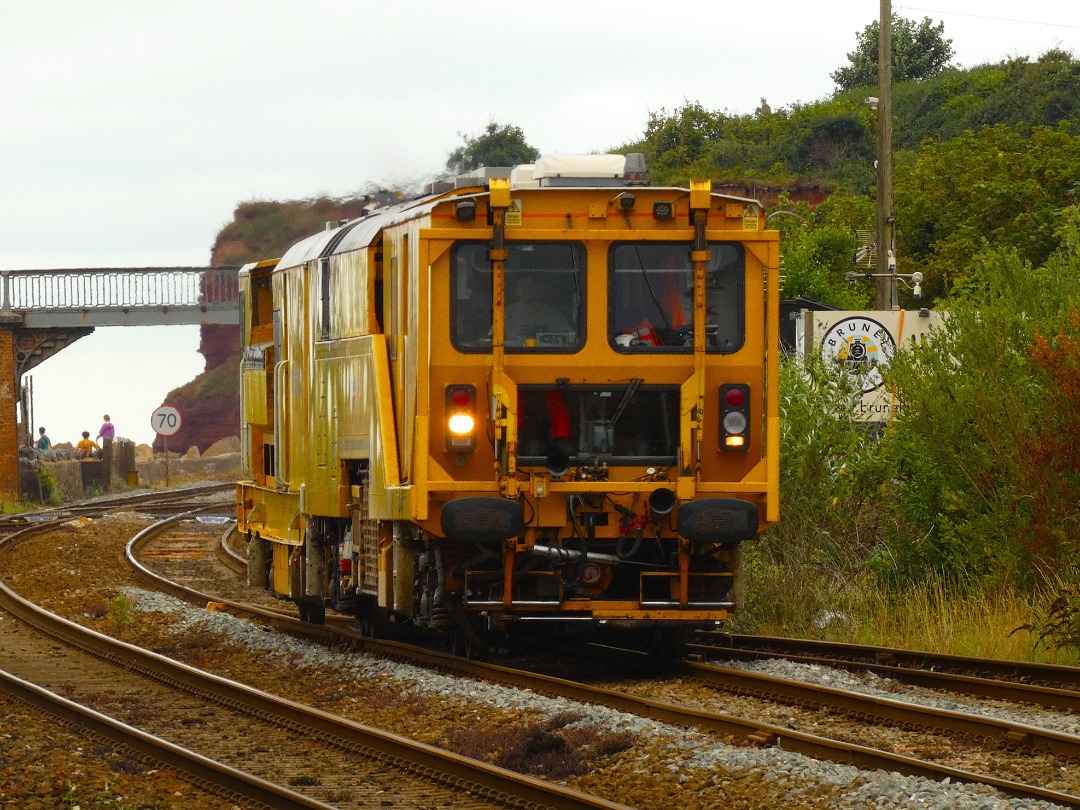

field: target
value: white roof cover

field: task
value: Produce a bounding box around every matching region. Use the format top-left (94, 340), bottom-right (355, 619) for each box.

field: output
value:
top-left (532, 154), bottom-right (626, 179)
top-left (510, 164), bottom-right (537, 186)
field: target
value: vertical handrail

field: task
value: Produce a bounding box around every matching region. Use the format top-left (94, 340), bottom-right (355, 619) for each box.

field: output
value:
top-left (273, 359), bottom-right (290, 486)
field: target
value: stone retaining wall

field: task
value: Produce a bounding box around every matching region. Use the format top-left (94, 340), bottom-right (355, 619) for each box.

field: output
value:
top-left (18, 436), bottom-right (241, 503)
top-left (137, 452), bottom-right (242, 486)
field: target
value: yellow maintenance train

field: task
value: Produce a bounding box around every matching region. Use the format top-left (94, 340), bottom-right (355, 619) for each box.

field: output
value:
top-left (236, 153), bottom-right (779, 656)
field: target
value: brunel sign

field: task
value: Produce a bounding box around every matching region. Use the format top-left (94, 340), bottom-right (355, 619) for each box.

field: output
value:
top-left (820, 315), bottom-right (897, 395)
top-left (800, 309), bottom-right (947, 422)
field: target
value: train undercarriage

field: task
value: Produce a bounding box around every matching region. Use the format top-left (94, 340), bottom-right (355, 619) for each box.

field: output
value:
top-left (240, 479), bottom-right (752, 659)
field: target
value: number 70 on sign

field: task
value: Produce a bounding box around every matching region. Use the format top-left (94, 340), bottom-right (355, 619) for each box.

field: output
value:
top-left (152, 405), bottom-right (182, 437)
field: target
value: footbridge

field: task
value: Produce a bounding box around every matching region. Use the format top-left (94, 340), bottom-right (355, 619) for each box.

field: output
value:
top-left (0, 266), bottom-right (242, 499)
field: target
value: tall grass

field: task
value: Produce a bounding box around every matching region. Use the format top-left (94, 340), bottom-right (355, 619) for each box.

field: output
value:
top-left (733, 553), bottom-right (1080, 666)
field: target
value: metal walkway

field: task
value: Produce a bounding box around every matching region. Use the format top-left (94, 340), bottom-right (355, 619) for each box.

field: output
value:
top-left (1, 266), bottom-right (241, 327)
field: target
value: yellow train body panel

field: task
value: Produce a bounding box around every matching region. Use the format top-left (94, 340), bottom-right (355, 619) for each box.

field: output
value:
top-left (235, 154), bottom-right (780, 650)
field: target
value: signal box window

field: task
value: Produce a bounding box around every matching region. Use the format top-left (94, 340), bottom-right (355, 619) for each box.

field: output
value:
top-left (608, 243), bottom-right (745, 352)
top-left (451, 242), bottom-right (585, 352)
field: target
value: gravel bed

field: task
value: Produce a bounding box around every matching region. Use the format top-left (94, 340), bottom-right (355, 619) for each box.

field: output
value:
top-left (120, 587), bottom-right (1070, 810)
top-left (716, 658), bottom-right (1080, 736)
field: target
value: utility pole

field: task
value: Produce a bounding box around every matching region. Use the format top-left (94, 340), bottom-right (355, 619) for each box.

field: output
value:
top-left (876, 0), bottom-right (894, 310)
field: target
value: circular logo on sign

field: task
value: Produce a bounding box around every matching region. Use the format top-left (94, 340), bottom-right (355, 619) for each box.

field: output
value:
top-left (820, 316), bottom-right (896, 393)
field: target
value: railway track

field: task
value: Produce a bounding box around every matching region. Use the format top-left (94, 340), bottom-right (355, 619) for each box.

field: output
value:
top-left (130, 519), bottom-right (1080, 808)
top-left (0, 494), bottom-right (625, 810)
top-left (0, 481), bottom-right (236, 536)
top-left (695, 631), bottom-right (1080, 696)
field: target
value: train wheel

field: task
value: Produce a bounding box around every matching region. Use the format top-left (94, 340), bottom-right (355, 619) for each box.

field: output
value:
top-left (448, 611), bottom-right (487, 660)
top-left (355, 597), bottom-right (387, 638)
top-left (247, 533), bottom-right (268, 589)
top-left (646, 627), bottom-right (690, 663)
top-left (449, 628), bottom-right (487, 660)
top-left (356, 611), bottom-right (376, 638)
top-left (298, 598), bottom-right (326, 625)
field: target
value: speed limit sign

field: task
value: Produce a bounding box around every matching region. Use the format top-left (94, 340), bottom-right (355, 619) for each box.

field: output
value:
top-left (151, 405), bottom-right (182, 437)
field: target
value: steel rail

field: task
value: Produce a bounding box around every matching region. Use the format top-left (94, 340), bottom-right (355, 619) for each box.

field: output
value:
top-left (217, 521), bottom-right (249, 576)
top-left (0, 668), bottom-right (335, 810)
top-left (0, 482), bottom-right (235, 531)
top-left (670, 657), bottom-right (1080, 761)
top-left (0, 505), bottom-right (631, 810)
top-left (687, 641), bottom-right (1080, 712)
top-left (125, 514), bottom-right (634, 810)
top-left (702, 632), bottom-right (1080, 688)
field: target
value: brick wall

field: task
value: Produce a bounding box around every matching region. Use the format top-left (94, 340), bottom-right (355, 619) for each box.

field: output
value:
top-left (0, 332), bottom-right (17, 500)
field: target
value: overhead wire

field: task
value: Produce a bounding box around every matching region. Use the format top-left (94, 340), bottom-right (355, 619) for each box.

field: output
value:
top-left (897, 5), bottom-right (1080, 31)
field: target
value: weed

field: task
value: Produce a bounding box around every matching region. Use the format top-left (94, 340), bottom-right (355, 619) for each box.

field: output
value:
top-left (63, 776), bottom-right (139, 809)
top-left (1012, 584), bottom-right (1080, 656)
top-left (39, 466), bottom-right (62, 506)
top-left (445, 711), bottom-right (634, 778)
top-left (107, 594), bottom-right (134, 633)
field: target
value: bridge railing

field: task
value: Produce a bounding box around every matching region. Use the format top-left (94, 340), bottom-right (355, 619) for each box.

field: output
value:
top-left (0, 266), bottom-right (241, 311)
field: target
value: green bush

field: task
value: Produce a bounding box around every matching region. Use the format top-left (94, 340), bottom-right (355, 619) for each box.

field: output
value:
top-left (883, 213), bottom-right (1080, 585)
top-left (108, 593), bottom-right (134, 633)
top-left (38, 465), bottom-right (62, 506)
top-left (739, 355), bottom-right (892, 633)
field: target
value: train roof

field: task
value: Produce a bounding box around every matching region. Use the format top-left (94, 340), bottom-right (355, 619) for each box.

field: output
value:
top-left (274, 153), bottom-right (766, 270)
top-left (275, 195), bottom-right (441, 269)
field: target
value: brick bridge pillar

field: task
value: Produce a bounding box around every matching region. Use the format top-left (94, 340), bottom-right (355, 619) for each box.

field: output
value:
top-left (0, 329), bottom-right (18, 501)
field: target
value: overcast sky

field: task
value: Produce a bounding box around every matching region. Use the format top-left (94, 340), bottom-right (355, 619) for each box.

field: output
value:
top-left (2, 0), bottom-right (1076, 447)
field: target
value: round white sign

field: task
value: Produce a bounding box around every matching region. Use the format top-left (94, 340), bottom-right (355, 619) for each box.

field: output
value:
top-left (151, 405), bottom-right (182, 437)
top-left (820, 316), bottom-right (896, 394)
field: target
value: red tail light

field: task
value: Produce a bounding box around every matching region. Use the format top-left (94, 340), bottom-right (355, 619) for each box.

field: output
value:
top-left (719, 383), bottom-right (750, 450)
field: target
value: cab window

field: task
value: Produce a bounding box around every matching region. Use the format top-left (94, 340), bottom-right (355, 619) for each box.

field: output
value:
top-left (451, 241), bottom-right (585, 352)
top-left (608, 242), bottom-right (744, 352)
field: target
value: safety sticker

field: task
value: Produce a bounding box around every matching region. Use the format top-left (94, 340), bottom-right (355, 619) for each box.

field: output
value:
top-left (507, 199), bottom-right (522, 226)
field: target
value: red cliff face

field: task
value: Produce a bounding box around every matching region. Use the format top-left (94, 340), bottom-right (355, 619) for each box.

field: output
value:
top-left (152, 323), bottom-right (240, 454)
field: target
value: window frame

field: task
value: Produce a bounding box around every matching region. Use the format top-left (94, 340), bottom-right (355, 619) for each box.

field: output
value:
top-left (607, 241), bottom-right (746, 354)
top-left (449, 240), bottom-right (587, 354)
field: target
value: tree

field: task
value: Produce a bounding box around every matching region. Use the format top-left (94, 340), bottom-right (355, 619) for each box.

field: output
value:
top-left (832, 14), bottom-right (954, 91)
top-left (445, 122), bottom-right (540, 175)
top-left (894, 123), bottom-right (1080, 299)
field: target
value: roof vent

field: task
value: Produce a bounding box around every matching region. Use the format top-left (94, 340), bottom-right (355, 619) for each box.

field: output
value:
top-left (423, 180), bottom-right (454, 196)
top-left (453, 165), bottom-right (513, 188)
